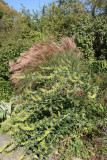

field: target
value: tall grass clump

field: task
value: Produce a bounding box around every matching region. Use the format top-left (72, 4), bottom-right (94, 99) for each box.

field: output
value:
top-left (0, 43), bottom-right (106, 159)
top-left (9, 37), bottom-right (82, 89)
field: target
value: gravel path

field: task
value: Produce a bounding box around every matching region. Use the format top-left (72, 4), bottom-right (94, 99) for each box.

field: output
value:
top-left (0, 134), bottom-right (29, 160)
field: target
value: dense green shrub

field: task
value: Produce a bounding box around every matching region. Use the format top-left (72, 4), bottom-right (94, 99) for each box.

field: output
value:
top-left (92, 72), bottom-right (107, 107)
top-left (0, 8), bottom-right (3, 19)
top-left (20, 25), bottom-right (43, 42)
top-left (0, 31), bottom-right (44, 101)
top-left (68, 15), bottom-right (107, 59)
top-left (0, 41), bottom-right (31, 101)
top-left (0, 78), bottom-right (14, 101)
top-left (0, 52), bottom-right (106, 159)
top-left (88, 59), bottom-right (107, 74)
top-left (0, 41), bottom-right (30, 76)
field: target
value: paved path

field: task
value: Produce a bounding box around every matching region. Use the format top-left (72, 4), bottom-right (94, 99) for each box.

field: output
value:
top-left (0, 134), bottom-right (29, 160)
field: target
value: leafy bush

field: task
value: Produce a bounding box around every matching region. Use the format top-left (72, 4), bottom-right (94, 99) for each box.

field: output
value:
top-left (0, 31), bottom-right (44, 101)
top-left (0, 78), bottom-right (14, 101)
top-left (92, 72), bottom-right (107, 107)
top-left (0, 40), bottom-right (31, 101)
top-left (0, 8), bottom-right (3, 19)
top-left (68, 15), bottom-right (107, 59)
top-left (20, 25), bottom-right (43, 42)
top-left (88, 59), bottom-right (107, 73)
top-left (0, 52), bottom-right (106, 159)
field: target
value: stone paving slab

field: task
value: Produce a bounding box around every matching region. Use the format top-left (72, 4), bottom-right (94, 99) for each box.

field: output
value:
top-left (0, 134), bottom-right (28, 160)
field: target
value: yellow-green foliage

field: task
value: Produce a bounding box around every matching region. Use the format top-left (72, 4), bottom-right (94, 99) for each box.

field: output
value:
top-left (1, 54), bottom-right (106, 159)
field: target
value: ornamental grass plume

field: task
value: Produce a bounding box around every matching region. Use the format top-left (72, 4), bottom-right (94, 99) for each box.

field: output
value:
top-left (9, 37), bottom-right (82, 86)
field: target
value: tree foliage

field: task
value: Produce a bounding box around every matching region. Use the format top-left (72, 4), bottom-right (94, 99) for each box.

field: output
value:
top-left (86, 0), bottom-right (107, 16)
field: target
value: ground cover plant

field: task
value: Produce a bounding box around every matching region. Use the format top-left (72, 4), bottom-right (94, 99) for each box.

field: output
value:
top-left (0, 46), bottom-right (106, 159)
